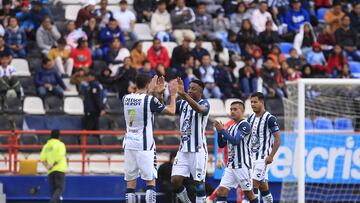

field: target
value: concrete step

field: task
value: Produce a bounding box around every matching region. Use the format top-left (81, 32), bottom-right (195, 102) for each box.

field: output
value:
top-left (0, 194), bottom-right (5, 203)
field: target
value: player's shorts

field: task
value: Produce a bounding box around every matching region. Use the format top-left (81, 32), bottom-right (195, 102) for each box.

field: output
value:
top-left (219, 167), bottom-right (253, 191)
top-left (252, 159), bottom-right (269, 181)
top-left (171, 150), bottom-right (207, 182)
top-left (124, 149), bottom-right (157, 181)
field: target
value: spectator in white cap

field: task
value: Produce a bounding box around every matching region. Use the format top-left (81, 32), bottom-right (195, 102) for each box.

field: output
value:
top-left (75, 0), bottom-right (99, 28)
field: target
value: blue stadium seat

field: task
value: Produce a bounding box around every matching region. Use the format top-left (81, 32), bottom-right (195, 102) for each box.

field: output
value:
top-left (313, 117), bottom-right (333, 131)
top-left (317, 8), bottom-right (329, 24)
top-left (294, 118), bottom-right (313, 131)
top-left (349, 62), bottom-right (360, 78)
top-left (279, 42), bottom-right (293, 57)
top-left (334, 118), bottom-right (354, 131)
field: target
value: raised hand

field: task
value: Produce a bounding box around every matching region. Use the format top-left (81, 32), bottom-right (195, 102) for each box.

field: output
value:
top-left (156, 76), bottom-right (166, 95)
top-left (213, 120), bottom-right (224, 132)
top-left (169, 79), bottom-right (178, 96)
top-left (148, 75), bottom-right (158, 94)
top-left (176, 77), bottom-right (185, 97)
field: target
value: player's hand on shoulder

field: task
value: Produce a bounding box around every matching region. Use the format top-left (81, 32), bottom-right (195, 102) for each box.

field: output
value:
top-left (265, 155), bottom-right (273, 165)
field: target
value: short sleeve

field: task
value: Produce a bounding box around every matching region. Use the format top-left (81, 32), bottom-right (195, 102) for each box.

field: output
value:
top-left (175, 100), bottom-right (182, 115)
top-left (150, 96), bottom-right (166, 113)
top-left (199, 100), bottom-right (210, 116)
top-left (268, 116), bottom-right (279, 133)
top-left (239, 121), bottom-right (251, 136)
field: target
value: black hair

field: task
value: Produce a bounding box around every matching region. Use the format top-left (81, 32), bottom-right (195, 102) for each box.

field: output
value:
top-left (57, 38), bottom-right (67, 45)
top-left (231, 100), bottom-right (245, 109)
top-left (190, 80), bottom-right (205, 89)
top-left (119, 0), bottom-right (127, 4)
top-left (212, 39), bottom-right (224, 52)
top-left (42, 57), bottom-right (51, 65)
top-left (184, 54), bottom-right (193, 63)
top-left (157, 0), bottom-right (166, 5)
top-left (135, 74), bottom-right (152, 89)
top-left (51, 129), bottom-right (60, 139)
top-left (109, 17), bottom-right (117, 22)
top-left (197, 2), bottom-right (206, 7)
top-left (251, 92), bottom-right (265, 101)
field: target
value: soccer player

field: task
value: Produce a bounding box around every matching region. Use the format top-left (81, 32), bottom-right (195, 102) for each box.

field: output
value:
top-left (213, 100), bottom-right (258, 203)
top-left (248, 92), bottom-right (281, 203)
top-left (123, 74), bottom-right (177, 203)
top-left (171, 78), bottom-right (210, 203)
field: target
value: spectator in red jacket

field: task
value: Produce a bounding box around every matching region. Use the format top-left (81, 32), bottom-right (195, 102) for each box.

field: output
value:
top-left (327, 44), bottom-right (347, 76)
top-left (70, 38), bottom-right (92, 72)
top-left (147, 38), bottom-right (170, 69)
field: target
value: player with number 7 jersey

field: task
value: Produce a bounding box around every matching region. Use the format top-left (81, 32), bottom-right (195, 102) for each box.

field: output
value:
top-left (122, 74), bottom-right (178, 203)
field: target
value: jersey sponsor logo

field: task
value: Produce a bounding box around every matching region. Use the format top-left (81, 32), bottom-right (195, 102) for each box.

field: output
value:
top-left (124, 98), bottom-right (142, 106)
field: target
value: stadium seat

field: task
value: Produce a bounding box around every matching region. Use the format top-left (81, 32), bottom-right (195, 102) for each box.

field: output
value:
top-left (105, 97), bottom-right (123, 114)
top-left (63, 78), bottom-right (79, 96)
top-left (89, 154), bottom-right (110, 174)
top-left (38, 135), bottom-right (50, 145)
top-left (279, 42), bottom-right (293, 58)
top-left (134, 23), bottom-right (153, 41)
top-left (68, 153), bottom-right (88, 173)
top-left (113, 116), bottom-right (126, 130)
top-left (64, 97), bottom-right (84, 115)
top-left (348, 62), bottom-right (360, 78)
top-left (294, 118), bottom-right (313, 131)
top-left (86, 136), bottom-right (101, 152)
top-left (60, 135), bottom-right (79, 152)
top-left (224, 98), bottom-right (243, 115)
top-left (65, 5), bottom-right (81, 21)
top-left (11, 59), bottom-right (31, 76)
top-left (19, 134), bottom-right (39, 152)
top-left (313, 117), bottom-right (333, 131)
top-left (163, 42), bottom-right (177, 57)
top-left (244, 99), bottom-right (253, 116)
top-left (109, 154), bottom-right (124, 174)
top-left (0, 117), bottom-right (8, 130)
top-left (27, 154), bottom-right (47, 174)
top-left (142, 41), bottom-right (153, 54)
top-left (208, 99), bottom-right (226, 116)
top-left (317, 8), bottom-right (329, 24)
top-left (57, 0), bottom-right (82, 4)
top-left (44, 96), bottom-right (64, 114)
top-left (334, 118), bottom-right (354, 131)
top-left (265, 97), bottom-right (284, 116)
top-left (23, 96), bottom-right (45, 115)
top-left (3, 97), bottom-right (23, 114)
top-left (154, 116), bottom-right (176, 130)
top-left (202, 42), bottom-right (213, 53)
top-left (19, 77), bottom-right (36, 96)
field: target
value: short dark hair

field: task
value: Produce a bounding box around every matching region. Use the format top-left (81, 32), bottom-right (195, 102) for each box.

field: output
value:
top-left (119, 0), bottom-right (127, 4)
top-left (135, 74), bottom-right (152, 89)
top-left (251, 92), bottom-right (265, 101)
top-left (42, 57), bottom-right (51, 65)
top-left (231, 100), bottom-right (245, 109)
top-left (157, 0), bottom-right (166, 5)
top-left (190, 80), bottom-right (205, 89)
top-left (197, 2), bottom-right (206, 7)
top-left (51, 129), bottom-right (60, 139)
top-left (57, 38), bottom-right (67, 45)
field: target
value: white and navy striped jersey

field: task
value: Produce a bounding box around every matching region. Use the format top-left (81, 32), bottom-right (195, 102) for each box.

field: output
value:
top-left (176, 99), bottom-right (210, 152)
top-left (123, 93), bottom-right (166, 151)
top-left (247, 111), bottom-right (280, 160)
top-left (224, 120), bottom-right (252, 169)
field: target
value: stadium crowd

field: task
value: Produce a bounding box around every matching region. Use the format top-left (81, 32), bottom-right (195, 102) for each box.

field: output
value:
top-left (0, 0), bottom-right (359, 109)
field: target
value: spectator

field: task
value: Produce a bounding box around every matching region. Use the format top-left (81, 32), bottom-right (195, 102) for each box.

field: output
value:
top-left (317, 25), bottom-right (336, 51)
top-left (199, 54), bottom-right (221, 99)
top-left (350, 3), bottom-right (360, 33)
top-left (171, 36), bottom-right (191, 70)
top-left (116, 56), bottom-right (137, 98)
top-left (230, 2), bottom-right (251, 34)
top-left (100, 18), bottom-right (126, 55)
top-left (35, 57), bottom-right (67, 99)
top-left (147, 38), bottom-right (170, 69)
top-left (251, 46), bottom-right (264, 72)
top-left (268, 45), bottom-right (286, 69)
top-left (70, 68), bottom-right (88, 88)
top-left (324, 2), bottom-right (345, 33)
top-left (0, 0), bottom-right (16, 27)
top-left (130, 41), bottom-right (146, 70)
top-left (307, 42), bottom-right (327, 75)
top-left (170, 0), bottom-right (196, 44)
top-left (223, 31), bottom-right (241, 61)
top-left (213, 8), bottom-right (230, 41)
top-left (17, 1), bottom-right (52, 33)
top-left (327, 44), bottom-right (347, 77)
top-left (65, 21), bottom-right (87, 49)
top-left (194, 2), bottom-right (216, 40)
top-left (183, 62), bottom-right (198, 92)
top-left (314, 0), bottom-right (331, 9)
top-left (258, 20), bottom-right (281, 56)
top-left (281, 61), bottom-right (301, 81)
top-left (5, 17), bottom-right (27, 58)
top-left (113, 0), bottom-right (137, 42)
top-left (216, 61), bottom-right (235, 99)
top-left (190, 37), bottom-right (209, 64)
top-left (98, 67), bottom-right (117, 93)
top-left (301, 64), bottom-right (314, 78)
top-left (211, 39), bottom-right (230, 65)
top-left (239, 64), bottom-right (257, 98)
top-left (0, 36), bottom-right (11, 57)
top-left (286, 48), bottom-right (305, 71)
top-left (134, 0), bottom-right (153, 23)
top-left (251, 1), bottom-right (278, 34)
top-left (36, 16), bottom-right (61, 55)
top-left (261, 58), bottom-right (284, 97)
top-left (237, 19), bottom-right (258, 50)
top-left (83, 17), bottom-right (103, 60)
top-left (293, 22), bottom-right (316, 57)
top-left (81, 72), bottom-right (106, 130)
top-left (106, 38), bottom-right (130, 75)
top-left (138, 60), bottom-right (156, 77)
top-left (75, 0), bottom-right (97, 28)
top-left (337, 63), bottom-right (354, 78)
top-left (94, 0), bottom-right (113, 28)
top-left (70, 38), bottom-right (92, 72)
top-left (151, 0), bottom-right (172, 42)
top-left (335, 16), bottom-right (360, 61)
top-left (0, 51), bottom-right (21, 98)
top-left (284, 0), bottom-right (310, 34)
top-left (48, 38), bottom-right (74, 77)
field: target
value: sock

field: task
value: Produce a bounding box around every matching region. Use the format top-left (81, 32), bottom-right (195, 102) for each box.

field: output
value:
top-left (196, 195), bottom-right (206, 203)
top-left (174, 185), bottom-right (191, 203)
top-left (145, 185), bottom-right (156, 203)
top-left (126, 188), bottom-right (136, 203)
top-left (253, 188), bottom-right (260, 203)
top-left (261, 190), bottom-right (273, 203)
top-left (209, 187), bottom-right (218, 201)
top-left (216, 196), bottom-right (227, 203)
top-left (250, 197), bottom-right (259, 203)
top-left (196, 183), bottom-right (206, 203)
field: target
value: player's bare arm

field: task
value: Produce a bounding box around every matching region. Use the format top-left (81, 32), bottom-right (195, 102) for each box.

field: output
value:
top-left (266, 131), bottom-right (281, 165)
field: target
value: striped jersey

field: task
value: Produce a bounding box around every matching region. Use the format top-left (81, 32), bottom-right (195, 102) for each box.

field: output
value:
top-left (247, 111), bottom-right (279, 160)
top-left (123, 93), bottom-right (165, 151)
top-left (176, 99), bottom-right (210, 152)
top-left (226, 120), bottom-right (252, 169)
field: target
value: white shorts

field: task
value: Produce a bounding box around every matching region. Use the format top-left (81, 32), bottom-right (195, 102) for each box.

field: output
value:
top-left (252, 159), bottom-right (269, 181)
top-left (219, 167), bottom-right (253, 191)
top-left (124, 149), bottom-right (157, 181)
top-left (171, 150), bottom-right (208, 182)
